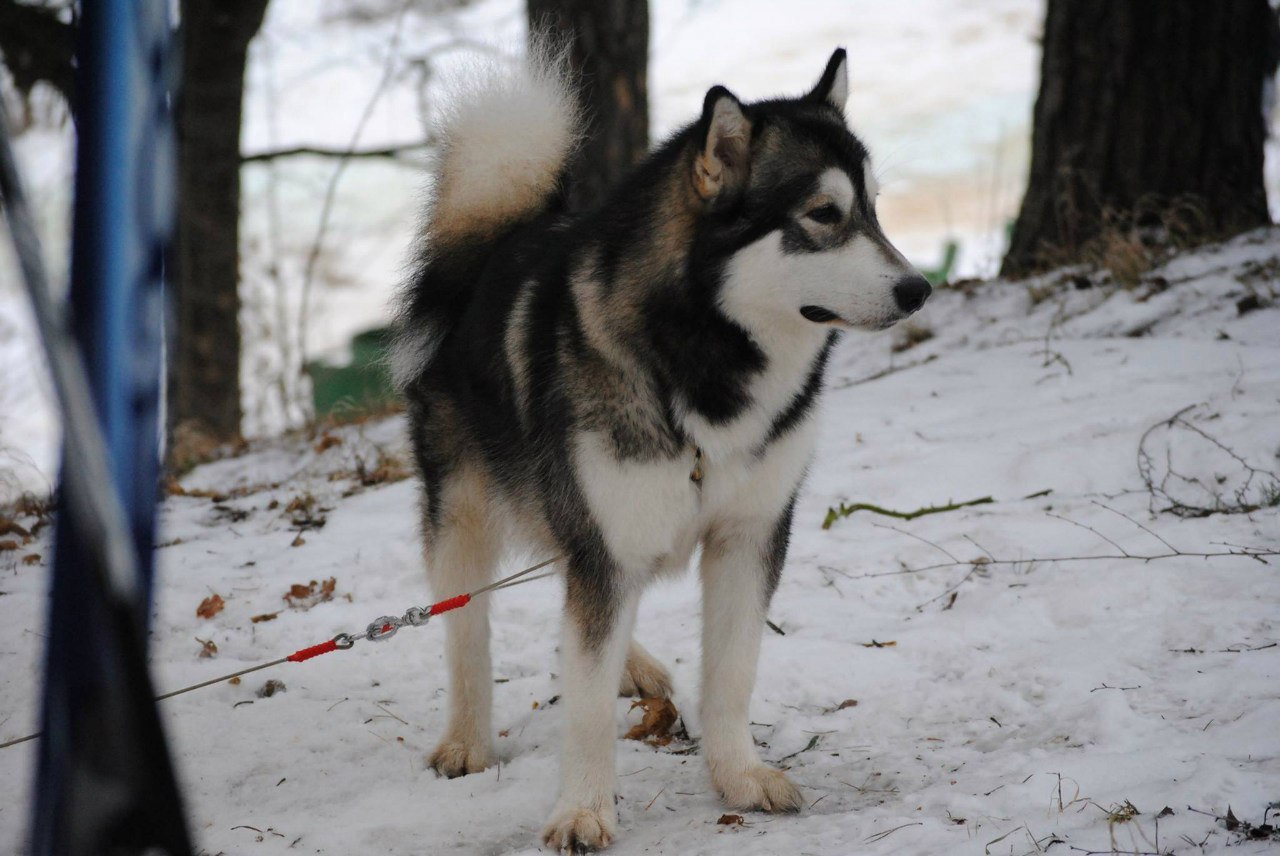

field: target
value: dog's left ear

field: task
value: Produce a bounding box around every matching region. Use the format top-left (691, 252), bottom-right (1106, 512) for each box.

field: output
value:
top-left (807, 48), bottom-right (848, 111)
top-left (694, 86), bottom-right (751, 202)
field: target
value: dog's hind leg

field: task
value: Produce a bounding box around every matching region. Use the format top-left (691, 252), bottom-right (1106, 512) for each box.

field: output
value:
top-left (423, 464), bottom-right (500, 778)
top-left (619, 639), bottom-right (673, 699)
top-left (542, 566), bottom-right (639, 852)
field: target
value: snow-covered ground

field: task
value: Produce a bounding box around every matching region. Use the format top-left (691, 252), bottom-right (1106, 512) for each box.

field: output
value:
top-left (1, 230), bottom-right (1278, 854)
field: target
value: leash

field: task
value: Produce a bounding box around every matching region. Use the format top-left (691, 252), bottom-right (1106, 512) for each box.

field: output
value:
top-left (0, 555), bottom-right (562, 751)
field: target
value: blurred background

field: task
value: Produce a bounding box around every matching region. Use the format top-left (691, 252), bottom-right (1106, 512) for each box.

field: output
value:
top-left (2, 0), bottom-right (1277, 498)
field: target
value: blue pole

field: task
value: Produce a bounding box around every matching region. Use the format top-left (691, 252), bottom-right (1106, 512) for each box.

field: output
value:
top-left (29, 0), bottom-right (191, 851)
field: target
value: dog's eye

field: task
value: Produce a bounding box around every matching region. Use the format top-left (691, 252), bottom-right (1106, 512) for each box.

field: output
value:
top-left (805, 204), bottom-right (842, 225)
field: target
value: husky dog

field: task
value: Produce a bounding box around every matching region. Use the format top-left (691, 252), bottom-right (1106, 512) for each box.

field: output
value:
top-left (392, 45), bottom-right (929, 852)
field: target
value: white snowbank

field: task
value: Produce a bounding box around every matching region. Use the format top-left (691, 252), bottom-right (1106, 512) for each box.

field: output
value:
top-left (1, 229), bottom-right (1277, 854)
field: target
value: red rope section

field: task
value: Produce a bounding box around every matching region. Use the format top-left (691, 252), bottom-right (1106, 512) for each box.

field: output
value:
top-left (429, 593), bottom-right (471, 616)
top-left (287, 639), bottom-right (338, 662)
top-left (2, 568), bottom-right (560, 749)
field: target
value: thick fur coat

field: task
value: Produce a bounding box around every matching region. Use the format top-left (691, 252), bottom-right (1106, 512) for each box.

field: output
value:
top-left (391, 45), bottom-right (929, 852)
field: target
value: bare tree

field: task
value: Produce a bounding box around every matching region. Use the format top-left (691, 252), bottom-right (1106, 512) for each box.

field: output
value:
top-left (526, 0), bottom-right (648, 211)
top-left (169, 0), bottom-right (269, 458)
top-left (1002, 0), bottom-right (1280, 277)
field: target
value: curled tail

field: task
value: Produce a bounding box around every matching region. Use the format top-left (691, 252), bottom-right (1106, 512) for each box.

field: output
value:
top-left (390, 41), bottom-right (580, 390)
top-left (430, 40), bottom-right (581, 245)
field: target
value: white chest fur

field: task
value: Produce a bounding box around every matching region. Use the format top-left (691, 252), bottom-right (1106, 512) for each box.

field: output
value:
top-left (573, 416), bottom-right (817, 578)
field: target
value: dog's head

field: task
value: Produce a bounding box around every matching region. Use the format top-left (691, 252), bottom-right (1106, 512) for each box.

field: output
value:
top-left (691, 49), bottom-right (930, 335)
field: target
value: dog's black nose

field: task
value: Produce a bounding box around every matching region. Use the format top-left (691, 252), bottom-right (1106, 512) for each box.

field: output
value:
top-left (893, 275), bottom-right (931, 313)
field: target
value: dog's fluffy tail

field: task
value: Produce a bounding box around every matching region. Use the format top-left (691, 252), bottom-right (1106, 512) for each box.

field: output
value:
top-left (429, 41), bottom-right (581, 245)
top-left (389, 41), bottom-right (580, 391)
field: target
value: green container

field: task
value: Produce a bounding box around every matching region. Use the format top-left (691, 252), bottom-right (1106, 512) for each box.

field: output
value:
top-left (305, 326), bottom-right (397, 418)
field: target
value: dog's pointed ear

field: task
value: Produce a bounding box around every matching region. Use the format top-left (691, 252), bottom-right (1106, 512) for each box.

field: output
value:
top-left (694, 86), bottom-right (751, 202)
top-left (807, 48), bottom-right (848, 111)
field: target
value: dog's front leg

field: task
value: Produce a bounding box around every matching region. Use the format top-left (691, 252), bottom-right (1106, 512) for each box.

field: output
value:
top-left (699, 515), bottom-right (803, 813)
top-left (542, 569), bottom-right (638, 852)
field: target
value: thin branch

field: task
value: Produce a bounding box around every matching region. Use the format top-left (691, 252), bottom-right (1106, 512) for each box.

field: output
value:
top-left (851, 545), bottom-right (1278, 581)
top-left (1092, 501), bottom-right (1178, 554)
top-left (296, 0), bottom-right (413, 379)
top-left (829, 354), bottom-right (939, 390)
top-left (914, 564), bottom-right (981, 612)
top-left (242, 142), bottom-right (432, 164)
top-left (1046, 511), bottom-right (1131, 556)
top-left (823, 495), bottom-right (993, 530)
top-left (962, 533), bottom-right (998, 562)
top-left (1138, 403), bottom-right (1279, 517)
top-left (872, 522), bottom-right (960, 563)
top-left (864, 821), bottom-right (922, 844)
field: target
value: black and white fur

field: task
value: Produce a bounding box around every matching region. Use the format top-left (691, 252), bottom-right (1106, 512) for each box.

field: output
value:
top-left (392, 45), bottom-right (929, 852)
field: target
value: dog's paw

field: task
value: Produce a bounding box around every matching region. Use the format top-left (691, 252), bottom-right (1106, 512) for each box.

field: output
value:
top-left (541, 804), bottom-right (617, 853)
top-left (716, 764), bottom-right (803, 813)
top-left (618, 646), bottom-right (673, 699)
top-left (428, 737), bottom-right (494, 778)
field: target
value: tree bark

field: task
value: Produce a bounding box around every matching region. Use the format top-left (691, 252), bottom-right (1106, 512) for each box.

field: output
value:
top-left (526, 0), bottom-right (648, 212)
top-left (1002, 0), bottom-right (1280, 278)
top-left (170, 0), bottom-right (268, 451)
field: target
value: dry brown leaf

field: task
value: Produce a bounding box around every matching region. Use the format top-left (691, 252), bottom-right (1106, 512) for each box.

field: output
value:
top-left (250, 611), bottom-right (279, 623)
top-left (284, 495), bottom-right (312, 515)
top-left (837, 699), bottom-right (859, 710)
top-left (290, 534), bottom-right (306, 547)
top-left (861, 639), bottom-right (897, 648)
top-left (313, 433), bottom-right (343, 454)
top-left (196, 637), bottom-right (218, 658)
top-left (196, 593), bottom-right (225, 619)
top-left (717, 814), bottom-right (745, 826)
top-left (0, 540), bottom-right (18, 552)
top-left (22, 554), bottom-right (41, 566)
top-left (0, 518), bottom-right (30, 539)
top-left (256, 679), bottom-right (286, 698)
top-left (228, 676), bottom-right (241, 686)
top-left (164, 477), bottom-right (228, 502)
top-left (624, 696), bottom-right (680, 746)
top-left (283, 577), bottom-right (337, 610)
top-left (339, 452), bottom-right (411, 488)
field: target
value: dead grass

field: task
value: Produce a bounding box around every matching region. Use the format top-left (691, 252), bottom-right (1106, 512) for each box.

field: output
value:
top-left (169, 419), bottom-right (250, 475)
top-left (1020, 194), bottom-right (1220, 288)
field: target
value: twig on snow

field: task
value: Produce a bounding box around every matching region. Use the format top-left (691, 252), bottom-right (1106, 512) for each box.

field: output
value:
top-left (1137, 403), bottom-right (1280, 518)
top-left (823, 495), bottom-right (994, 530)
top-left (865, 821), bottom-right (922, 844)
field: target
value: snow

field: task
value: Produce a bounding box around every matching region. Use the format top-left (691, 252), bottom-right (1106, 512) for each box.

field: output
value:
top-left (2, 1), bottom-right (1280, 850)
top-left (2, 229), bottom-right (1279, 853)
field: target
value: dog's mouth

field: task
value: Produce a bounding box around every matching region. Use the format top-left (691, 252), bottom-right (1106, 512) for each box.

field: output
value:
top-left (800, 305), bottom-right (847, 326)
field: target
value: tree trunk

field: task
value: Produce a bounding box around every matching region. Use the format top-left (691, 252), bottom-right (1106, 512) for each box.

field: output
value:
top-left (526, 0), bottom-right (648, 212)
top-left (1002, 0), bottom-right (1280, 278)
top-left (170, 0), bottom-right (268, 455)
